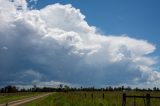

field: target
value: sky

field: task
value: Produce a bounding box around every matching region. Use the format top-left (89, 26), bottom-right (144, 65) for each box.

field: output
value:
top-left (0, 0), bottom-right (160, 88)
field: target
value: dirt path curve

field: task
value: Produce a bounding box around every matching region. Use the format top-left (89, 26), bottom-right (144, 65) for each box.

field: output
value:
top-left (0, 93), bottom-right (53, 106)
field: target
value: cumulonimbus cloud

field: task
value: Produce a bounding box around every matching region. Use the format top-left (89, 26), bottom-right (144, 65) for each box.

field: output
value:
top-left (0, 0), bottom-right (159, 87)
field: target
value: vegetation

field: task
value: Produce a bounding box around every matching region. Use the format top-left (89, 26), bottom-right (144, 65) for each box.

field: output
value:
top-left (24, 91), bottom-right (160, 106)
top-left (1, 85), bottom-right (160, 106)
top-left (1, 85), bottom-right (160, 93)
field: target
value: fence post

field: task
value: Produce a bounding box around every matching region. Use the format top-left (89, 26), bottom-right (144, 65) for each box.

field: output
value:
top-left (122, 93), bottom-right (126, 106)
top-left (102, 93), bottom-right (104, 99)
top-left (134, 97), bottom-right (136, 106)
top-left (146, 94), bottom-right (150, 106)
top-left (84, 93), bottom-right (86, 98)
top-left (91, 93), bottom-right (93, 99)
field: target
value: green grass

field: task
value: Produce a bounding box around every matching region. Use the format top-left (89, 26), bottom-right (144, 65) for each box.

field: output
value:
top-left (1, 91), bottom-right (160, 106)
top-left (0, 92), bottom-right (44, 104)
top-left (24, 91), bottom-right (160, 106)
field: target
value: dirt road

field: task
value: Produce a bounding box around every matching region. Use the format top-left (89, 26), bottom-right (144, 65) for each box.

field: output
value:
top-left (0, 93), bottom-right (53, 106)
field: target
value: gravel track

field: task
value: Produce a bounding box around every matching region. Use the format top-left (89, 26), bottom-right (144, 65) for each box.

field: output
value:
top-left (0, 93), bottom-right (53, 106)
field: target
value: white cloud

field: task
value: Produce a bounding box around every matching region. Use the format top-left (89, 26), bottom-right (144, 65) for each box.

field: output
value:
top-left (1, 46), bottom-right (8, 50)
top-left (24, 69), bottom-right (43, 79)
top-left (0, 0), bottom-right (160, 87)
top-left (34, 80), bottom-right (72, 88)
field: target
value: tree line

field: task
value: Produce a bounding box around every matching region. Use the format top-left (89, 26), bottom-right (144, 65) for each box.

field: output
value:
top-left (0, 85), bottom-right (160, 93)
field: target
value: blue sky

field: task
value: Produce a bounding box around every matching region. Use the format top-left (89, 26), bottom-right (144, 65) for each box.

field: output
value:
top-left (32, 0), bottom-right (160, 55)
top-left (0, 0), bottom-right (160, 87)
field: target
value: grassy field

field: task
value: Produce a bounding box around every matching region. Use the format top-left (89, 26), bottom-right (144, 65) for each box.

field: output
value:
top-left (24, 91), bottom-right (160, 106)
top-left (0, 92), bottom-right (44, 104)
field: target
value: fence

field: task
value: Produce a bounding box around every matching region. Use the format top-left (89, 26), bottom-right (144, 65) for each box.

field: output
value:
top-left (122, 93), bottom-right (160, 106)
top-left (84, 93), bottom-right (105, 99)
